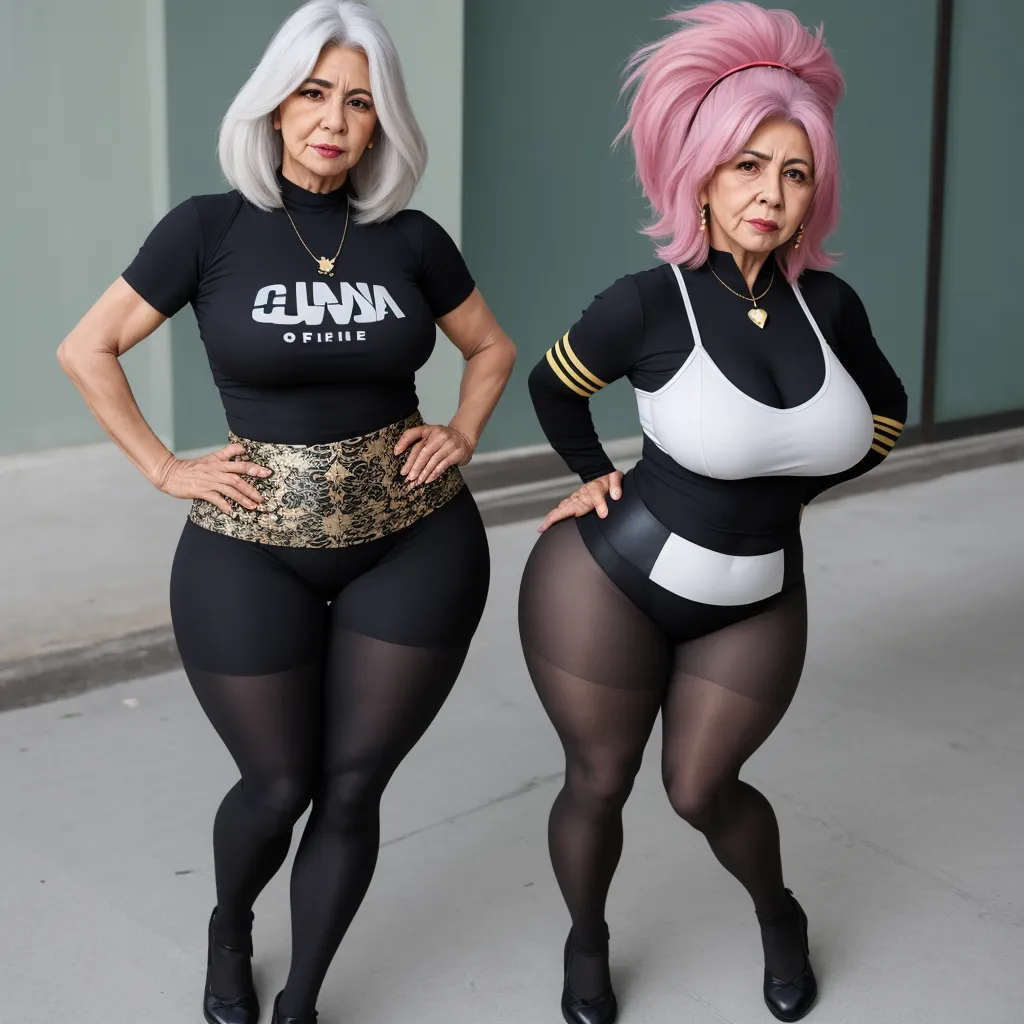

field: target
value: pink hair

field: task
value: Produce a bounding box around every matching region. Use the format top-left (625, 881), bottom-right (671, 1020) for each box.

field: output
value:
top-left (618, 2), bottom-right (845, 282)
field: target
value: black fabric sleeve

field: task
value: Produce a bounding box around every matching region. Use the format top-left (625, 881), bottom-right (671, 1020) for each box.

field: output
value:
top-left (397, 210), bottom-right (476, 319)
top-left (121, 198), bottom-right (204, 318)
top-left (528, 275), bottom-right (644, 482)
top-left (803, 277), bottom-right (909, 503)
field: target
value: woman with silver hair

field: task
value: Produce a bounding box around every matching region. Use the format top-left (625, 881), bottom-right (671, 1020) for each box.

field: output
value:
top-left (57, 2), bottom-right (514, 1022)
top-left (520, 3), bottom-right (907, 1022)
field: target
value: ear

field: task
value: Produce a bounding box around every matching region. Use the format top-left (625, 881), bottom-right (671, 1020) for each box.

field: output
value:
top-left (272, 108), bottom-right (282, 131)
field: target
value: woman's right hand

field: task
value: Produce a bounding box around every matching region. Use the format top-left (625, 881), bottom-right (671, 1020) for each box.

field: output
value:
top-left (153, 443), bottom-right (272, 514)
top-left (538, 471), bottom-right (624, 533)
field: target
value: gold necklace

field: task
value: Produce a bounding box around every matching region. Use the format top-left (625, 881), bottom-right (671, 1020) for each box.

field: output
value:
top-left (282, 194), bottom-right (350, 277)
top-left (707, 259), bottom-right (775, 329)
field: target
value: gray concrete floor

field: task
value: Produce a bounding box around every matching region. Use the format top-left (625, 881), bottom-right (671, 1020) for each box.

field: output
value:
top-left (1, 463), bottom-right (1023, 1022)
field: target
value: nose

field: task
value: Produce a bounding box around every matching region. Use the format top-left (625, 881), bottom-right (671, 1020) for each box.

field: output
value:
top-left (758, 176), bottom-right (783, 208)
top-left (320, 97), bottom-right (347, 135)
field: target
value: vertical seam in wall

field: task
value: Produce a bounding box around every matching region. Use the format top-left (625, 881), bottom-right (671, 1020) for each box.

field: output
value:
top-left (452, 0), bottom-right (466, 249)
top-left (920, 0), bottom-right (954, 442)
top-left (145, 0), bottom-right (175, 450)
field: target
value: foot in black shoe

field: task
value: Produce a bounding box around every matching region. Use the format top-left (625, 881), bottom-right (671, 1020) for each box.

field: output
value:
top-left (761, 890), bottom-right (818, 1022)
top-left (561, 927), bottom-right (618, 1024)
top-left (204, 908), bottom-right (259, 1024)
top-left (271, 991), bottom-right (318, 1023)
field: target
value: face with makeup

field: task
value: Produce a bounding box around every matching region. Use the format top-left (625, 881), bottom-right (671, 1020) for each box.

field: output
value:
top-left (700, 117), bottom-right (815, 260)
top-left (273, 44), bottom-right (378, 192)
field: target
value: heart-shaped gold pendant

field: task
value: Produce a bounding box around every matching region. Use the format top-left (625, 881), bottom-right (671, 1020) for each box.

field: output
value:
top-left (748, 307), bottom-right (768, 329)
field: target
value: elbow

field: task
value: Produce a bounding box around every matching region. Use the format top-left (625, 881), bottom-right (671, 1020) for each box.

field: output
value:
top-left (495, 333), bottom-right (517, 374)
top-left (56, 339), bottom-right (77, 377)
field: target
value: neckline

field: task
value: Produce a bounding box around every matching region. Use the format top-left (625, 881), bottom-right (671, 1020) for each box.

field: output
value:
top-left (670, 265), bottom-right (833, 415)
top-left (706, 247), bottom-right (776, 297)
top-left (277, 169), bottom-right (353, 213)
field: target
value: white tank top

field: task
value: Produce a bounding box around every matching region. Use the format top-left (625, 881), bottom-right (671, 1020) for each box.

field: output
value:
top-left (635, 265), bottom-right (874, 480)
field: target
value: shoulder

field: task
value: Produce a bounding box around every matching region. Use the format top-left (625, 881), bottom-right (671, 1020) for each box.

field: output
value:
top-left (381, 207), bottom-right (448, 239)
top-left (151, 191), bottom-right (243, 240)
top-left (377, 207), bottom-right (460, 259)
top-left (797, 268), bottom-right (872, 333)
top-left (798, 268), bottom-right (864, 312)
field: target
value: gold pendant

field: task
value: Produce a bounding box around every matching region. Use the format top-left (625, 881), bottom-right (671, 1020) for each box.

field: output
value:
top-left (748, 307), bottom-right (768, 329)
top-left (317, 257), bottom-right (335, 277)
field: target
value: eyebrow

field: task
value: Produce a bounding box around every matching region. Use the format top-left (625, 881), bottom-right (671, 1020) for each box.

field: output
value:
top-left (742, 149), bottom-right (812, 169)
top-left (300, 78), bottom-right (373, 100)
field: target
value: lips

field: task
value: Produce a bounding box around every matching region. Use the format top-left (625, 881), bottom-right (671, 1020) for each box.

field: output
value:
top-left (311, 145), bottom-right (343, 158)
top-left (747, 219), bottom-right (779, 232)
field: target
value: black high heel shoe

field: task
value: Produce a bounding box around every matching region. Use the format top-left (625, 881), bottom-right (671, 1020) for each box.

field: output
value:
top-left (761, 890), bottom-right (818, 1022)
top-left (561, 926), bottom-right (618, 1024)
top-left (203, 908), bottom-right (259, 1024)
top-left (271, 991), bottom-right (318, 1023)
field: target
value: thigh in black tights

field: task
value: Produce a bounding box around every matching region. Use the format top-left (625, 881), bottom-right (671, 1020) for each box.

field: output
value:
top-left (170, 488), bottom-right (488, 1017)
top-left (518, 517), bottom-right (808, 994)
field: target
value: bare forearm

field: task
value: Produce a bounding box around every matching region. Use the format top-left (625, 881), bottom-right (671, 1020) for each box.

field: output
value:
top-left (58, 349), bottom-right (173, 485)
top-left (448, 336), bottom-right (516, 446)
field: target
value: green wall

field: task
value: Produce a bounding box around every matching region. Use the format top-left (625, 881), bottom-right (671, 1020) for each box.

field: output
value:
top-left (163, 0), bottom-right (301, 451)
top-left (935, 1), bottom-right (1024, 420)
top-left (463, 0), bottom-right (937, 452)
top-left (0, 0), bottom-right (167, 455)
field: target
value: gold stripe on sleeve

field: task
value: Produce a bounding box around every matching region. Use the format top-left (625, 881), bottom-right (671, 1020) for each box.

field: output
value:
top-left (871, 443), bottom-right (891, 456)
top-left (545, 349), bottom-right (593, 397)
top-left (560, 334), bottom-right (608, 389)
top-left (873, 432), bottom-right (897, 448)
top-left (552, 341), bottom-right (600, 395)
top-left (873, 414), bottom-right (904, 431)
top-left (874, 422), bottom-right (902, 441)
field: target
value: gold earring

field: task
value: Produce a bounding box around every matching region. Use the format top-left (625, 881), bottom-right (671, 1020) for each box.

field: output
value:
top-left (794, 223), bottom-right (804, 249)
top-left (699, 205), bottom-right (707, 232)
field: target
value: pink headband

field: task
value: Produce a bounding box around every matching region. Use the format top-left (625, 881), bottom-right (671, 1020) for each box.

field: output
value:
top-left (686, 61), bottom-right (799, 134)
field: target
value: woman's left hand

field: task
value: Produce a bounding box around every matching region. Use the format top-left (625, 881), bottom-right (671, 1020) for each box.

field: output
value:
top-left (395, 423), bottom-right (475, 486)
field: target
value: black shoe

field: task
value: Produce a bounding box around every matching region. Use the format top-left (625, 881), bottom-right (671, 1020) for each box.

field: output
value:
top-left (762, 890), bottom-right (818, 1022)
top-left (561, 926), bottom-right (618, 1024)
top-left (271, 991), bottom-right (318, 1023)
top-left (203, 908), bottom-right (259, 1024)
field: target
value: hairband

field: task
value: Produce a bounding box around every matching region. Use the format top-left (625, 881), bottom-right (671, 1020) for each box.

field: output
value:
top-left (685, 61), bottom-right (799, 134)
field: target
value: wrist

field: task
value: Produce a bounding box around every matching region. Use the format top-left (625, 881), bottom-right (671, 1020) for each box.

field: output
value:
top-left (448, 421), bottom-right (478, 450)
top-left (146, 449), bottom-right (177, 489)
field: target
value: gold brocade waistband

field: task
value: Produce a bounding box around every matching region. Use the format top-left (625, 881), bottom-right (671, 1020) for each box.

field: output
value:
top-left (188, 413), bottom-right (465, 549)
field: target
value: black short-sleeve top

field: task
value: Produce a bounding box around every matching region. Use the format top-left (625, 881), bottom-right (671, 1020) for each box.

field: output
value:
top-left (122, 174), bottom-right (475, 444)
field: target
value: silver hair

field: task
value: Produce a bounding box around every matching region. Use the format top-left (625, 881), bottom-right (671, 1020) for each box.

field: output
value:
top-left (218, 0), bottom-right (426, 222)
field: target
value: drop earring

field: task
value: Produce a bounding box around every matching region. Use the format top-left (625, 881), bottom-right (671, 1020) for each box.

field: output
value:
top-left (794, 223), bottom-right (804, 249)
top-left (699, 204), bottom-right (708, 232)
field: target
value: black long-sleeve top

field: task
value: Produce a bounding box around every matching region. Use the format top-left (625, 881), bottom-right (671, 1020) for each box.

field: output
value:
top-left (529, 251), bottom-right (908, 541)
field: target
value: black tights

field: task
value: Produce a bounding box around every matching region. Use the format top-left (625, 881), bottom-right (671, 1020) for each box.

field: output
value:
top-left (187, 638), bottom-right (469, 1015)
top-left (171, 492), bottom-right (489, 1016)
top-left (519, 520), bottom-right (809, 993)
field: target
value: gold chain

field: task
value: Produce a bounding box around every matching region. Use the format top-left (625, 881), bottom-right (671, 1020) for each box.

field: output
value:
top-left (707, 260), bottom-right (775, 303)
top-left (707, 258), bottom-right (775, 329)
top-left (282, 194), bottom-right (351, 277)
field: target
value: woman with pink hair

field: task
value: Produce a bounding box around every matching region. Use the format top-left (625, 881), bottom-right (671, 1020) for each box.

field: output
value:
top-left (519, 3), bottom-right (907, 1021)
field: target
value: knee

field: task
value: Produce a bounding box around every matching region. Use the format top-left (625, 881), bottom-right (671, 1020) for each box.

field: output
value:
top-left (315, 764), bottom-right (385, 831)
top-left (663, 772), bottom-right (721, 827)
top-left (239, 774), bottom-right (313, 827)
top-left (565, 759), bottom-right (639, 816)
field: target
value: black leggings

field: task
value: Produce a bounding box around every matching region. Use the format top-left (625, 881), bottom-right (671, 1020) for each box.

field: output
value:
top-left (170, 487), bottom-right (488, 1016)
top-left (518, 517), bottom-right (809, 985)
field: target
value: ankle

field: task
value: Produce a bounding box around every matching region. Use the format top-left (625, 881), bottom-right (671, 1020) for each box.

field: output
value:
top-left (212, 907), bottom-right (254, 950)
top-left (571, 920), bottom-right (610, 956)
top-left (755, 890), bottom-right (797, 928)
